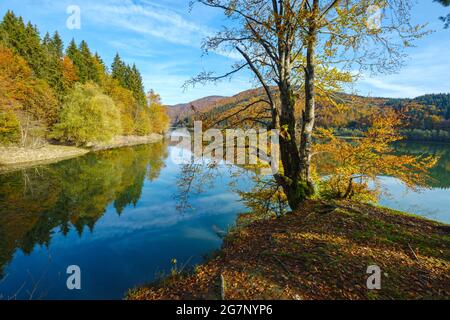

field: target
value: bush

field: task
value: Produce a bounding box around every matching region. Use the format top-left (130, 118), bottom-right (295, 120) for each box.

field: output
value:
top-left (134, 108), bottom-right (151, 136)
top-left (51, 83), bottom-right (122, 145)
top-left (148, 103), bottom-right (170, 134)
top-left (0, 109), bottom-right (20, 145)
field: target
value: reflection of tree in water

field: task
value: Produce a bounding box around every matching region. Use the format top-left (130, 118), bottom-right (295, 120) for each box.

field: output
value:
top-left (0, 141), bottom-right (168, 279)
top-left (174, 161), bottom-right (222, 213)
top-left (392, 142), bottom-right (450, 189)
top-left (174, 158), bottom-right (289, 219)
top-left (236, 174), bottom-right (289, 218)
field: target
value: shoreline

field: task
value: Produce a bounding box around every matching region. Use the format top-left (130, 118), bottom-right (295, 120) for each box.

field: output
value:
top-left (0, 133), bottom-right (164, 173)
top-left (127, 200), bottom-right (449, 300)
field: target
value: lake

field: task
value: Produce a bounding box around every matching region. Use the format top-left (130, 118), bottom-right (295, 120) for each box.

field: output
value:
top-left (0, 140), bottom-right (448, 299)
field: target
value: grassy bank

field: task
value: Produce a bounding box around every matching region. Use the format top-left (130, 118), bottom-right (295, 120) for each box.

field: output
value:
top-left (127, 200), bottom-right (449, 300)
top-left (0, 134), bottom-right (163, 172)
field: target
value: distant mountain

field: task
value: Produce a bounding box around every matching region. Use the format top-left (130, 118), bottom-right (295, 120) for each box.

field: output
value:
top-left (165, 87), bottom-right (273, 125)
top-left (165, 96), bottom-right (227, 123)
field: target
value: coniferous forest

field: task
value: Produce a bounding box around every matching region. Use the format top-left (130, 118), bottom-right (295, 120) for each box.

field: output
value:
top-left (0, 11), bottom-right (169, 147)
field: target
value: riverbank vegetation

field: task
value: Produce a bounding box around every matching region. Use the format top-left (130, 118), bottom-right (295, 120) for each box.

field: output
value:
top-left (0, 11), bottom-right (169, 148)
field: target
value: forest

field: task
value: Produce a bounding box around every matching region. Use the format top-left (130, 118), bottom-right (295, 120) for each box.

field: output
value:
top-left (0, 11), bottom-right (169, 147)
top-left (173, 90), bottom-right (450, 143)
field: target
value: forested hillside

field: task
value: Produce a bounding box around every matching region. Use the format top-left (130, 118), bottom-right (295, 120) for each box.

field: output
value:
top-left (169, 89), bottom-right (450, 142)
top-left (167, 95), bottom-right (226, 123)
top-left (0, 11), bottom-right (169, 147)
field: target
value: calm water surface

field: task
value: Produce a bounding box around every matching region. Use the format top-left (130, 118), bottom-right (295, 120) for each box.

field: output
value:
top-left (0, 140), bottom-right (448, 299)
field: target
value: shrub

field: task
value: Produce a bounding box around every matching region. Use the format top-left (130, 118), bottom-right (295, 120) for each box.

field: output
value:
top-left (0, 109), bottom-right (20, 145)
top-left (134, 108), bottom-right (151, 136)
top-left (52, 83), bottom-right (122, 145)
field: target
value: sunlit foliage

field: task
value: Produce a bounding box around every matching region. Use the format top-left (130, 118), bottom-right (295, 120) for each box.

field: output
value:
top-left (51, 83), bottom-right (122, 145)
top-left (313, 110), bottom-right (438, 201)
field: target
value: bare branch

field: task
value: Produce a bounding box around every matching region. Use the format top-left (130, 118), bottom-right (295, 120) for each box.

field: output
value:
top-left (236, 46), bottom-right (276, 109)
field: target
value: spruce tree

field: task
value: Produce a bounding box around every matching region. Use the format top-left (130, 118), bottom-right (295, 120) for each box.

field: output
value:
top-left (77, 40), bottom-right (91, 82)
top-left (130, 64), bottom-right (147, 107)
top-left (52, 31), bottom-right (64, 58)
top-left (111, 53), bottom-right (127, 85)
top-left (66, 39), bottom-right (82, 80)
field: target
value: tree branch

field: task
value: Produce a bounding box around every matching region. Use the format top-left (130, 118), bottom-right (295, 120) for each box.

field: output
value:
top-left (235, 46), bottom-right (276, 110)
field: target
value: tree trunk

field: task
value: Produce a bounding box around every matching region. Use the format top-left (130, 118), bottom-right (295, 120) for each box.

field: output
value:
top-left (274, 1), bottom-right (319, 210)
top-left (276, 82), bottom-right (313, 210)
top-left (298, 1), bottom-right (319, 199)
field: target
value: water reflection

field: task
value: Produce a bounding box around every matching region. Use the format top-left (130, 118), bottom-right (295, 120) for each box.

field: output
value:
top-left (0, 140), bottom-right (253, 299)
top-left (0, 142), bottom-right (169, 281)
top-left (392, 142), bottom-right (450, 189)
top-left (0, 140), bottom-right (448, 299)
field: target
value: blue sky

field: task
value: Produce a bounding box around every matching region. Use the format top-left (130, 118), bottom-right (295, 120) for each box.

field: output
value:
top-left (0, 0), bottom-right (449, 105)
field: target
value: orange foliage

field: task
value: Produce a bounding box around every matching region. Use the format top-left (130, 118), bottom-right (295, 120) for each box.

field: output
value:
top-left (313, 110), bottom-right (438, 201)
top-left (61, 56), bottom-right (79, 89)
top-left (0, 45), bottom-right (58, 125)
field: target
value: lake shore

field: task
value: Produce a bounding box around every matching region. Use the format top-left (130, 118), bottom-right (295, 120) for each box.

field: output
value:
top-left (127, 200), bottom-right (449, 300)
top-left (0, 133), bottom-right (164, 172)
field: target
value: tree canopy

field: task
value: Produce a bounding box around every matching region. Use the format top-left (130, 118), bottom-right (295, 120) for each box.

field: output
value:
top-left (190, 0), bottom-right (426, 209)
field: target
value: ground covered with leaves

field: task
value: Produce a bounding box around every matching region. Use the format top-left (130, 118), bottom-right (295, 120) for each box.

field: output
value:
top-left (127, 201), bottom-right (449, 300)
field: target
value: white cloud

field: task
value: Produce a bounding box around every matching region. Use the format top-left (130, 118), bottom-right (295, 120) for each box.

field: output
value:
top-left (84, 1), bottom-right (209, 46)
top-left (359, 78), bottom-right (427, 98)
top-left (357, 38), bottom-right (450, 98)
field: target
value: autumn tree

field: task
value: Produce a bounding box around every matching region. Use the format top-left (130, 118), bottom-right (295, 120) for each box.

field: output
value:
top-left (61, 56), bottom-right (79, 89)
top-left (313, 110), bottom-right (437, 201)
top-left (0, 45), bottom-right (58, 145)
top-left (189, 0), bottom-right (426, 209)
top-left (147, 90), bottom-right (170, 134)
top-left (51, 83), bottom-right (122, 145)
top-left (101, 75), bottom-right (138, 135)
top-left (0, 11), bottom-right (169, 146)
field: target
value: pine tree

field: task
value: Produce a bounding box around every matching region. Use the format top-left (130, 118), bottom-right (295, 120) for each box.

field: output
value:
top-left (42, 33), bottom-right (65, 96)
top-left (42, 32), bottom-right (52, 48)
top-left (0, 11), bottom-right (25, 51)
top-left (76, 40), bottom-right (90, 82)
top-left (66, 39), bottom-right (83, 81)
top-left (52, 31), bottom-right (63, 58)
top-left (111, 53), bottom-right (127, 85)
top-left (130, 64), bottom-right (146, 107)
top-left (23, 22), bottom-right (42, 74)
top-left (79, 40), bottom-right (99, 82)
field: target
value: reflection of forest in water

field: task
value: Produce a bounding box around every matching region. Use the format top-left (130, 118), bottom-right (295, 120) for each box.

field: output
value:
top-left (0, 141), bottom-right (168, 279)
top-left (0, 140), bottom-right (449, 282)
top-left (392, 142), bottom-right (450, 189)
